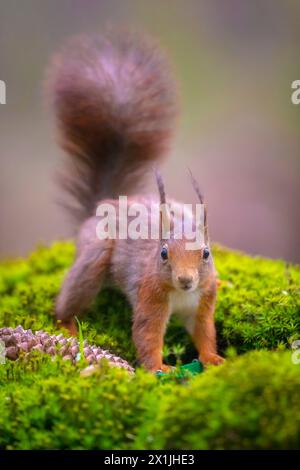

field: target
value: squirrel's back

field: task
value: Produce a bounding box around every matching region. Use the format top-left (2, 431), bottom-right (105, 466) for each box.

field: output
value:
top-left (47, 30), bottom-right (177, 222)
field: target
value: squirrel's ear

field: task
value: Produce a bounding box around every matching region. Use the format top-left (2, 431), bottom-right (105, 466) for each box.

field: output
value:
top-left (154, 168), bottom-right (170, 240)
top-left (188, 169), bottom-right (209, 245)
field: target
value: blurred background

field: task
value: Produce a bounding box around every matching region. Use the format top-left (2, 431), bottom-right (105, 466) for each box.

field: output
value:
top-left (0, 0), bottom-right (299, 262)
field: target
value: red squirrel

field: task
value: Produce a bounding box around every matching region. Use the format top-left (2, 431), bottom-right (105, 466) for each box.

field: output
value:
top-left (47, 31), bottom-right (224, 372)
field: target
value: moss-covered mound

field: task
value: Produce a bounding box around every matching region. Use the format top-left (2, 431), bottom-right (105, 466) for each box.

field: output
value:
top-left (0, 241), bottom-right (299, 449)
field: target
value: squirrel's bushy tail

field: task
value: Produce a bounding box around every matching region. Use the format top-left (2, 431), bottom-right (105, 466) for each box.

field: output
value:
top-left (47, 31), bottom-right (177, 222)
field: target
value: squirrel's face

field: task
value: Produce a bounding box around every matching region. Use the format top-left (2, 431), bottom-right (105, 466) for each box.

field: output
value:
top-left (159, 240), bottom-right (212, 292)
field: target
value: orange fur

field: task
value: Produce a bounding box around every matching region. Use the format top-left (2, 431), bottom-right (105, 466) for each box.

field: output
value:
top-left (133, 272), bottom-right (171, 371)
top-left (192, 277), bottom-right (224, 365)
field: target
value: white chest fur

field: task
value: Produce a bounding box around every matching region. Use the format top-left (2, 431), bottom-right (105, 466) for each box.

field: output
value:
top-left (168, 289), bottom-right (201, 335)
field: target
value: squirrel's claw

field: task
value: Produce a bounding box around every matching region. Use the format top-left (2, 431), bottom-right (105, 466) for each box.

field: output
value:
top-left (200, 353), bottom-right (225, 366)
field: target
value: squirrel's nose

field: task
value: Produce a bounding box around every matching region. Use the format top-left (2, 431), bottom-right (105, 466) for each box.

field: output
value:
top-left (178, 275), bottom-right (193, 289)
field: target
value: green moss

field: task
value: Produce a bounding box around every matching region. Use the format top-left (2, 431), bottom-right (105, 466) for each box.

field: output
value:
top-left (0, 241), bottom-right (299, 449)
top-left (136, 351), bottom-right (300, 450)
top-left (0, 351), bottom-right (299, 449)
top-left (214, 245), bottom-right (300, 353)
top-left (0, 357), bottom-right (157, 450)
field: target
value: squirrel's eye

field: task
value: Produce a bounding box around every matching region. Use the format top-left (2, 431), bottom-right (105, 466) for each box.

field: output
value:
top-left (203, 247), bottom-right (210, 259)
top-left (161, 246), bottom-right (168, 261)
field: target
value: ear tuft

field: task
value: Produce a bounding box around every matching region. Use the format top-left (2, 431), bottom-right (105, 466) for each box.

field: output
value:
top-left (154, 167), bottom-right (166, 204)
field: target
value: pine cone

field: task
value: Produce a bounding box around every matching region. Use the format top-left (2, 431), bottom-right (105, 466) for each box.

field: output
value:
top-left (0, 326), bottom-right (134, 373)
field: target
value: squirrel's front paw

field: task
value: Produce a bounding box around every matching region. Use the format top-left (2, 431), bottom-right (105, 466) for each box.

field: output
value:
top-left (200, 353), bottom-right (225, 366)
top-left (153, 364), bottom-right (174, 374)
top-left (160, 364), bottom-right (175, 373)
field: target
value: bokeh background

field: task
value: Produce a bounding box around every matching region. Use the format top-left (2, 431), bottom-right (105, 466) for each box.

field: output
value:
top-left (0, 0), bottom-right (299, 262)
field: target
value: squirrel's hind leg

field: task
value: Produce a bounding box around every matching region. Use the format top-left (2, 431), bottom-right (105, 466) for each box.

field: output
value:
top-left (55, 239), bottom-right (113, 330)
top-left (59, 318), bottom-right (78, 336)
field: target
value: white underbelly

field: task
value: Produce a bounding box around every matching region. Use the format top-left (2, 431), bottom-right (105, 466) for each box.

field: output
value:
top-left (169, 289), bottom-right (201, 334)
